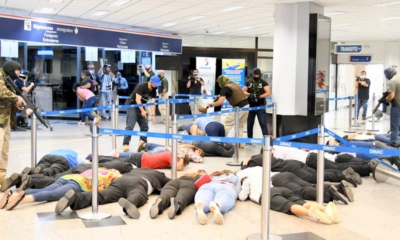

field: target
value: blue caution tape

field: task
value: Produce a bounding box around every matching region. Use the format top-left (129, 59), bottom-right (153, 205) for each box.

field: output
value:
top-left (175, 93), bottom-right (273, 101)
top-left (328, 97), bottom-right (350, 101)
top-left (275, 128), bottom-right (319, 141)
top-left (119, 96), bottom-right (130, 99)
top-left (178, 108), bottom-right (237, 120)
top-left (100, 128), bottom-right (264, 145)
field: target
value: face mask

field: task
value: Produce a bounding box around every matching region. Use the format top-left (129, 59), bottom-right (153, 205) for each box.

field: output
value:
top-left (89, 70), bottom-right (94, 74)
top-left (253, 76), bottom-right (261, 81)
top-left (360, 75), bottom-right (366, 79)
top-left (158, 75), bottom-right (162, 78)
top-left (145, 68), bottom-right (150, 71)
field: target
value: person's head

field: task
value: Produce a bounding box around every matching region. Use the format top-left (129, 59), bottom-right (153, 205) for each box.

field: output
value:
top-left (177, 154), bottom-right (190, 167)
top-left (192, 69), bottom-right (199, 76)
top-left (360, 71), bottom-right (367, 79)
top-left (158, 70), bottom-right (165, 78)
top-left (194, 147), bottom-right (204, 157)
top-left (2, 60), bottom-right (22, 79)
top-left (252, 68), bottom-right (262, 81)
top-left (198, 107), bottom-right (207, 114)
top-left (145, 64), bottom-right (152, 72)
top-left (216, 75), bottom-right (231, 88)
top-left (149, 75), bottom-right (161, 89)
top-left (326, 139), bottom-right (340, 146)
top-left (384, 67), bottom-right (397, 80)
top-left (104, 64), bottom-right (111, 73)
top-left (116, 72), bottom-right (121, 77)
top-left (81, 70), bottom-right (90, 79)
top-left (211, 169), bottom-right (234, 176)
top-left (18, 70), bottom-right (30, 81)
top-left (88, 64), bottom-right (95, 73)
top-left (183, 169), bottom-right (207, 178)
top-left (72, 83), bottom-right (81, 92)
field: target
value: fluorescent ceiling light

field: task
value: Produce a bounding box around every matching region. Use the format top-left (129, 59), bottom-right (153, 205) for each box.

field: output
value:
top-left (49, 0), bottom-right (63, 2)
top-left (212, 31), bottom-right (226, 35)
top-left (259, 34), bottom-right (272, 37)
top-left (332, 23), bottom-right (351, 27)
top-left (40, 8), bottom-right (54, 13)
top-left (221, 6), bottom-right (244, 12)
top-left (373, 1), bottom-right (400, 7)
top-left (380, 16), bottom-right (400, 21)
top-left (91, 11), bottom-right (108, 16)
top-left (110, 0), bottom-right (131, 7)
top-left (325, 11), bottom-right (346, 16)
top-left (238, 27), bottom-right (254, 30)
top-left (188, 16), bottom-right (206, 20)
top-left (162, 22), bottom-right (178, 27)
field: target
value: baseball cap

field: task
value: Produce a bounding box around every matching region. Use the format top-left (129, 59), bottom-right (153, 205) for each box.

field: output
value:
top-left (150, 76), bottom-right (161, 87)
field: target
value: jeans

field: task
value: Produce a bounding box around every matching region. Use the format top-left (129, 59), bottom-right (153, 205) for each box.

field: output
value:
top-left (81, 96), bottom-right (97, 121)
top-left (194, 182), bottom-right (237, 214)
top-left (374, 133), bottom-right (400, 144)
top-left (247, 108), bottom-right (268, 138)
top-left (356, 99), bottom-right (368, 119)
top-left (123, 108), bottom-right (149, 145)
top-left (205, 122), bottom-right (225, 137)
top-left (390, 106), bottom-right (400, 146)
top-left (26, 179), bottom-right (82, 202)
top-left (100, 92), bottom-right (112, 118)
top-left (145, 143), bottom-right (169, 154)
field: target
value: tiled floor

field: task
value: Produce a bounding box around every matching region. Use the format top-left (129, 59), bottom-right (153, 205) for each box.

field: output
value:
top-left (1, 107), bottom-right (399, 240)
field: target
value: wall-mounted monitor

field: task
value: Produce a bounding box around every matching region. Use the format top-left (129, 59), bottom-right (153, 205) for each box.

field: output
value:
top-left (155, 55), bottom-right (180, 70)
top-left (37, 47), bottom-right (54, 59)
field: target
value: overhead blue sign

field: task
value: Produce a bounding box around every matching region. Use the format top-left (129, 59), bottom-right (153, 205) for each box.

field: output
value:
top-left (0, 14), bottom-right (182, 53)
top-left (350, 55), bottom-right (372, 62)
top-left (335, 44), bottom-right (363, 54)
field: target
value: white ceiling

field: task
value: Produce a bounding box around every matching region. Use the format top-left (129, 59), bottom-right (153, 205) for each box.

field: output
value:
top-left (1, 0), bottom-right (400, 47)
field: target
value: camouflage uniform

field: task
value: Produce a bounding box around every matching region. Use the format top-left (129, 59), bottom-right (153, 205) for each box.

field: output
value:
top-left (0, 68), bottom-right (20, 184)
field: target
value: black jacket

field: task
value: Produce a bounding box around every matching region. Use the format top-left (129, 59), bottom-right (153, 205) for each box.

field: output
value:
top-left (192, 141), bottom-right (234, 157)
top-left (126, 168), bottom-right (171, 192)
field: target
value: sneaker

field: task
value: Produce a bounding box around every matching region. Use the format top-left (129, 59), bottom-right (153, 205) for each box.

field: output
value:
top-left (55, 189), bottom-right (76, 214)
top-left (325, 202), bottom-right (340, 224)
top-left (94, 116), bottom-right (101, 125)
top-left (122, 145), bottom-right (130, 152)
top-left (0, 173), bottom-right (20, 192)
top-left (149, 197), bottom-right (162, 219)
top-left (209, 201), bottom-right (224, 225)
top-left (239, 144), bottom-right (245, 149)
top-left (77, 121), bottom-right (85, 125)
top-left (18, 174), bottom-right (31, 191)
top-left (137, 140), bottom-right (146, 152)
top-left (195, 202), bottom-right (208, 225)
top-left (168, 197), bottom-right (179, 219)
top-left (308, 205), bottom-right (333, 224)
top-left (118, 198), bottom-right (140, 219)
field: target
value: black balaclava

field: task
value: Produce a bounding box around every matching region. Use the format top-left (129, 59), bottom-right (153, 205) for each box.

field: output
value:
top-left (3, 60), bottom-right (22, 79)
top-left (253, 68), bottom-right (262, 81)
top-left (384, 67), bottom-right (397, 80)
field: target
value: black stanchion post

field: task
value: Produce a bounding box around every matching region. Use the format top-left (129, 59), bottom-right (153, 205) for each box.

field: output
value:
top-left (352, 94), bottom-right (360, 127)
top-left (344, 96), bottom-right (356, 133)
top-left (316, 125), bottom-right (325, 204)
top-left (227, 106), bottom-right (241, 166)
top-left (31, 114), bottom-right (37, 167)
top-left (368, 93), bottom-right (379, 132)
top-left (171, 114), bottom-right (177, 180)
top-left (272, 102), bottom-right (277, 138)
top-left (79, 125), bottom-right (111, 220)
top-left (247, 136), bottom-right (282, 240)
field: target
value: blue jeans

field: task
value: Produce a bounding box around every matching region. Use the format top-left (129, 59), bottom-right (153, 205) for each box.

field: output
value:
top-left (356, 99), bottom-right (368, 119)
top-left (81, 96), bottom-right (97, 121)
top-left (123, 108), bottom-right (149, 145)
top-left (100, 92), bottom-right (112, 118)
top-left (247, 109), bottom-right (268, 138)
top-left (26, 179), bottom-right (81, 202)
top-left (145, 143), bottom-right (169, 154)
top-left (205, 122), bottom-right (225, 137)
top-left (390, 106), bottom-right (400, 146)
top-left (194, 182), bottom-right (237, 214)
top-left (375, 133), bottom-right (400, 144)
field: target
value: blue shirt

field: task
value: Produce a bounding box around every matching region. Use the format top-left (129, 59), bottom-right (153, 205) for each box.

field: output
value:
top-left (49, 149), bottom-right (78, 168)
top-left (194, 117), bottom-right (214, 131)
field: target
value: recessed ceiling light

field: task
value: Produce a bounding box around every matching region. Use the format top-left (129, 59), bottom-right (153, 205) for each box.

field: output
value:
top-left (373, 1), bottom-right (400, 7)
top-left (325, 11), bottom-right (346, 16)
top-left (49, 0), bottom-right (63, 2)
top-left (91, 11), bottom-right (108, 16)
top-left (238, 27), bottom-right (254, 30)
top-left (110, 0), bottom-right (131, 7)
top-left (40, 8), bottom-right (54, 13)
top-left (380, 16), bottom-right (400, 21)
top-left (162, 22), bottom-right (178, 27)
top-left (332, 23), bottom-right (351, 27)
top-left (221, 6), bottom-right (244, 12)
top-left (212, 31), bottom-right (226, 35)
top-left (188, 16), bottom-right (206, 20)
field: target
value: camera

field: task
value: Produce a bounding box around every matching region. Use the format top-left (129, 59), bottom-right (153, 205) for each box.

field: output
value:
top-left (356, 76), bottom-right (361, 81)
top-left (213, 95), bottom-right (219, 102)
top-left (137, 65), bottom-right (143, 69)
top-left (103, 63), bottom-right (111, 74)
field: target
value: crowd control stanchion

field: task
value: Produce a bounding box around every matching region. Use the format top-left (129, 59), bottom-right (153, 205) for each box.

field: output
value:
top-left (272, 102), bottom-right (277, 138)
top-left (171, 114), bottom-right (177, 180)
top-left (227, 107), bottom-right (241, 166)
top-left (115, 97), bottom-right (119, 128)
top-left (111, 102), bottom-right (117, 150)
top-left (344, 96), bottom-right (356, 133)
top-left (165, 100), bottom-right (170, 146)
top-left (31, 114), bottom-right (37, 167)
top-left (368, 93), bottom-right (379, 132)
top-left (316, 125), bottom-right (325, 204)
top-left (352, 94), bottom-right (360, 128)
top-left (79, 125), bottom-right (111, 220)
top-left (194, 97), bottom-right (198, 120)
top-left (247, 136), bottom-right (282, 240)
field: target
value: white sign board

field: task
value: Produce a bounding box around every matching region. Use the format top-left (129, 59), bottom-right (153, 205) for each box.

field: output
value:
top-left (85, 47), bottom-right (98, 61)
top-left (1, 40), bottom-right (18, 58)
top-left (121, 50), bottom-right (136, 63)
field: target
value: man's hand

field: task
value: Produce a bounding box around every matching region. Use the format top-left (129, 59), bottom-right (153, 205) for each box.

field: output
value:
top-left (141, 110), bottom-right (147, 118)
top-left (152, 115), bottom-right (156, 124)
top-left (16, 96), bottom-right (26, 106)
top-left (25, 108), bottom-right (33, 116)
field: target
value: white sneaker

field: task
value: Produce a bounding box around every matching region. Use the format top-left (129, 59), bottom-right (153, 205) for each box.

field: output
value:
top-left (77, 121), bottom-right (85, 125)
top-left (209, 201), bottom-right (224, 225)
top-left (195, 202), bottom-right (208, 225)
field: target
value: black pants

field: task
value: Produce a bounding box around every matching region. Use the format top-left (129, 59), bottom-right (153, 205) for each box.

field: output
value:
top-left (123, 108), bottom-right (149, 144)
top-left (270, 187), bottom-right (305, 214)
top-left (158, 178), bottom-right (197, 215)
top-left (306, 153), bottom-right (371, 177)
top-left (35, 155), bottom-right (70, 177)
top-left (247, 109), bottom-right (268, 138)
top-left (70, 176), bottom-right (148, 211)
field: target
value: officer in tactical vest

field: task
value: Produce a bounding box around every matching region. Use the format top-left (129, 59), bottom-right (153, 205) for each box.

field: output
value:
top-left (207, 75), bottom-right (249, 148)
top-left (243, 68), bottom-right (270, 141)
top-left (0, 60), bottom-right (28, 187)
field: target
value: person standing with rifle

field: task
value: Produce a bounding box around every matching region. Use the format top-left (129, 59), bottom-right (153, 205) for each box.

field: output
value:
top-left (0, 60), bottom-right (30, 188)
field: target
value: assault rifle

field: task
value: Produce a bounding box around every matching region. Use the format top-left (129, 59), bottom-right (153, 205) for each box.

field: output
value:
top-left (5, 76), bottom-right (49, 128)
top-left (373, 91), bottom-right (390, 114)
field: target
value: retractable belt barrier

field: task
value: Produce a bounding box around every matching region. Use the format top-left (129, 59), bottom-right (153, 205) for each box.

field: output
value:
top-left (175, 93), bottom-right (273, 101)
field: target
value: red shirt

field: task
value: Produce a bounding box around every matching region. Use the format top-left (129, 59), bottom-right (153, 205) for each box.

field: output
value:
top-left (141, 151), bottom-right (172, 169)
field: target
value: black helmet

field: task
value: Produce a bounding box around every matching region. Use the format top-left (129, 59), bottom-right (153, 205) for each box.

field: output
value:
top-left (253, 68), bottom-right (261, 76)
top-left (3, 60), bottom-right (22, 79)
top-left (384, 67), bottom-right (397, 80)
top-left (19, 70), bottom-right (30, 78)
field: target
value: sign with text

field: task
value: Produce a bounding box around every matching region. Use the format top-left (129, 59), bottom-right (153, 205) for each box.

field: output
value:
top-left (0, 14), bottom-right (182, 53)
top-left (350, 55), bottom-right (372, 62)
top-left (1, 40), bottom-right (18, 58)
top-left (85, 47), bottom-right (98, 61)
top-left (196, 57), bottom-right (216, 96)
top-left (221, 59), bottom-right (246, 109)
top-left (121, 50), bottom-right (136, 63)
top-left (334, 44), bottom-right (363, 54)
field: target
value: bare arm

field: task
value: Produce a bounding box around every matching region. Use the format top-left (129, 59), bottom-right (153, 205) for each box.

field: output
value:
top-left (243, 86), bottom-right (250, 96)
top-left (259, 85), bottom-right (271, 98)
top-left (208, 96), bottom-right (226, 107)
top-left (387, 92), bottom-right (395, 102)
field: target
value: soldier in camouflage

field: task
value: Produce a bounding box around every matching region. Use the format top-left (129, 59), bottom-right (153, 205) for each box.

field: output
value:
top-left (0, 60), bottom-right (27, 186)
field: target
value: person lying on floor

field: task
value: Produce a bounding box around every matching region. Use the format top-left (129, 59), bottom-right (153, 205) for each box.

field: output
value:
top-left (341, 132), bottom-right (400, 145)
top-left (149, 169), bottom-right (209, 219)
top-left (0, 149), bottom-right (90, 192)
top-left (240, 154), bottom-right (361, 187)
top-left (55, 168), bottom-right (171, 219)
top-left (194, 170), bottom-right (241, 225)
top-left (0, 168), bottom-right (122, 211)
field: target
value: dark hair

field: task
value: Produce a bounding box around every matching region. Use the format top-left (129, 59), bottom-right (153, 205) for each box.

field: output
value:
top-left (361, 70), bottom-right (366, 74)
top-left (184, 154), bottom-right (190, 166)
top-left (81, 70), bottom-right (90, 77)
top-left (72, 83), bottom-right (81, 92)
